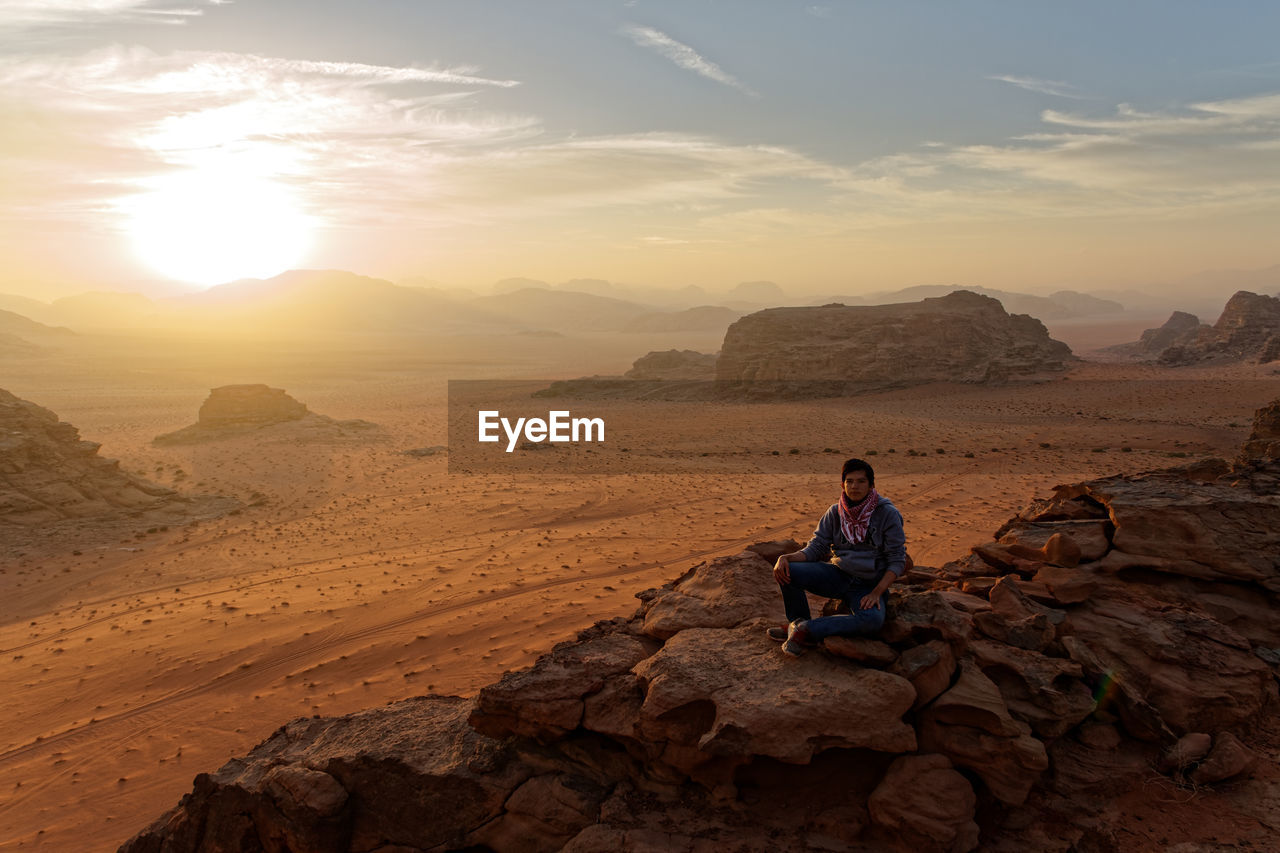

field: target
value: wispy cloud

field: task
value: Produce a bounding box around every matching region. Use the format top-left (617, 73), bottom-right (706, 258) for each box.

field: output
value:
top-left (5, 36), bottom-right (1279, 272)
top-left (989, 74), bottom-right (1088, 100)
top-left (621, 24), bottom-right (757, 96)
top-left (1, 45), bottom-right (829, 236)
top-left (0, 46), bottom-right (535, 228)
top-left (0, 0), bottom-right (221, 28)
top-left (829, 92), bottom-right (1280, 223)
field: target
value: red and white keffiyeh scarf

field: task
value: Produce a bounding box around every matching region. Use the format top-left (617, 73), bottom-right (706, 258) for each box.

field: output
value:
top-left (838, 488), bottom-right (879, 544)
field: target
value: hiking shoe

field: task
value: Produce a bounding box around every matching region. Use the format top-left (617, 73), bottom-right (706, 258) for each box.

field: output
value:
top-left (782, 620), bottom-right (813, 657)
top-left (766, 624), bottom-right (789, 642)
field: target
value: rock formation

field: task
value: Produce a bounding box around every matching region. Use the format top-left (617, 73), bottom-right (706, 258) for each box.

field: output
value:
top-left (122, 401), bottom-right (1280, 853)
top-left (0, 389), bottom-right (174, 525)
top-left (0, 390), bottom-right (235, 542)
top-left (1155, 291), bottom-right (1280, 365)
top-left (623, 350), bottom-right (717, 380)
top-left (715, 290), bottom-right (1073, 395)
top-left (1102, 310), bottom-right (1207, 361)
top-left (1239, 398), bottom-right (1280, 464)
top-left (154, 385), bottom-right (378, 445)
top-left (1136, 310), bottom-right (1204, 355)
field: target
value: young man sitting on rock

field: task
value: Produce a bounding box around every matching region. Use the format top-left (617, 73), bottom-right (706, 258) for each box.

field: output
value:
top-left (770, 457), bottom-right (907, 656)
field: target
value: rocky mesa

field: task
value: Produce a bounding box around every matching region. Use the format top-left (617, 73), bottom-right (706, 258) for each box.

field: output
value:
top-left (542, 290), bottom-right (1073, 401)
top-left (122, 400), bottom-right (1280, 852)
top-left (714, 290), bottom-right (1073, 394)
top-left (154, 385), bottom-right (379, 445)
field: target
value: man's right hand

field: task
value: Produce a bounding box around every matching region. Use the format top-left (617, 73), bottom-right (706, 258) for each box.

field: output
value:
top-left (773, 555), bottom-right (791, 584)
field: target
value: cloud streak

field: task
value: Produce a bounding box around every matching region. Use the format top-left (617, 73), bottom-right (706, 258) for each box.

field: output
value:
top-left (0, 0), bottom-right (220, 28)
top-left (621, 24), bottom-right (757, 96)
top-left (989, 75), bottom-right (1088, 99)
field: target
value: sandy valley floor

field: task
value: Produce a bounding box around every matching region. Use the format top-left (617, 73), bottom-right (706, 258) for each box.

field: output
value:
top-left (1, 332), bottom-right (1277, 851)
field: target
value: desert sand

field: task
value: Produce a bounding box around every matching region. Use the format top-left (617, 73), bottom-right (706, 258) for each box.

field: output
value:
top-left (1, 328), bottom-right (1277, 851)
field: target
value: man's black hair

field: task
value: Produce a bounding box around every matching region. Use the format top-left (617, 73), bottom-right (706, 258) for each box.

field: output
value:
top-left (841, 457), bottom-right (875, 487)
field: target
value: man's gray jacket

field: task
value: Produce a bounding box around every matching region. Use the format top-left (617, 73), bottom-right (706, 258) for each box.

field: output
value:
top-left (798, 497), bottom-right (907, 582)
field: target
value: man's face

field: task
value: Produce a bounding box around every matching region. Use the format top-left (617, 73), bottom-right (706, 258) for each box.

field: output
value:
top-left (843, 471), bottom-right (871, 503)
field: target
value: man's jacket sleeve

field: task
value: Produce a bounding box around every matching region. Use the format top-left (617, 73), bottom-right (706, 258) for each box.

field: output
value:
top-left (883, 507), bottom-right (907, 577)
top-left (799, 506), bottom-right (835, 562)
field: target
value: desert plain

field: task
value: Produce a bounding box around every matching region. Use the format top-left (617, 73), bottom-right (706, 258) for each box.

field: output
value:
top-left (2, 324), bottom-right (1278, 852)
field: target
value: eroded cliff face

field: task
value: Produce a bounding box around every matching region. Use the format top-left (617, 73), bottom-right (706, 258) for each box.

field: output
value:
top-left (1, 388), bottom-right (175, 525)
top-left (122, 404), bottom-right (1280, 853)
top-left (714, 291), bottom-right (1073, 393)
top-left (1, 389), bottom-right (240, 552)
top-left (1158, 291), bottom-right (1280, 365)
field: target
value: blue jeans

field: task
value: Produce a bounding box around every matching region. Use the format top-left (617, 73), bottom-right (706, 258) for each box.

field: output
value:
top-left (780, 561), bottom-right (886, 641)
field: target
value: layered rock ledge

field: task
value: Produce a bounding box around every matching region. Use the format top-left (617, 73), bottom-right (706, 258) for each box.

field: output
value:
top-left (123, 406), bottom-right (1280, 853)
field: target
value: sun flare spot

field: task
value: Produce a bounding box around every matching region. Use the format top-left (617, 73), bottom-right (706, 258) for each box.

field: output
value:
top-left (126, 168), bottom-right (311, 286)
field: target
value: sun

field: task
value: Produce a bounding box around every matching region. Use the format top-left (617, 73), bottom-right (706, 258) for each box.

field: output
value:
top-left (126, 168), bottom-right (312, 286)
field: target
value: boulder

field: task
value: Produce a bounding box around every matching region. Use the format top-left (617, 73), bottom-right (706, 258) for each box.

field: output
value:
top-left (823, 635), bottom-right (899, 666)
top-left (640, 552), bottom-right (785, 639)
top-left (1189, 732), bottom-right (1259, 785)
top-left (470, 622), bottom-right (656, 742)
top-left (868, 754), bottom-right (980, 853)
top-left (881, 590), bottom-right (974, 650)
top-left (974, 576), bottom-right (1064, 652)
top-left (1159, 732), bottom-right (1213, 773)
top-left (890, 639), bottom-right (957, 709)
top-left (968, 638), bottom-right (1094, 738)
top-left (917, 661), bottom-right (1049, 805)
top-left (632, 625), bottom-right (917, 777)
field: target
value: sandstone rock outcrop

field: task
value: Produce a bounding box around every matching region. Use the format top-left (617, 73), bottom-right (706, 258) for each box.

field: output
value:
top-left (122, 400), bottom-right (1280, 853)
top-left (197, 384), bottom-right (307, 426)
top-left (154, 385), bottom-right (378, 445)
top-left (623, 350), bottom-right (717, 380)
top-left (1105, 310), bottom-right (1206, 360)
top-left (1, 389), bottom-right (195, 527)
top-left (1156, 290), bottom-right (1280, 365)
top-left (714, 290), bottom-right (1073, 395)
top-left (1240, 398), bottom-right (1280, 464)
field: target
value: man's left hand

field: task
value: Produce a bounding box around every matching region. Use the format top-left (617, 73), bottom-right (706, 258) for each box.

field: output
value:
top-left (858, 592), bottom-right (882, 611)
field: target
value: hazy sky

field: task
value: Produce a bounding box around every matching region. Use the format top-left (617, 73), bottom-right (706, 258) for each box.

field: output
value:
top-left (3, 0), bottom-right (1279, 298)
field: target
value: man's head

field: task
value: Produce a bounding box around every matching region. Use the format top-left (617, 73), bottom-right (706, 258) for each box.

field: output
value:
top-left (841, 457), bottom-right (874, 503)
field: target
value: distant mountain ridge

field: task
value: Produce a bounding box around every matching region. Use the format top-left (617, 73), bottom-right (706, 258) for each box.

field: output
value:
top-left (4, 264), bottom-right (1276, 338)
top-left (814, 284), bottom-right (1123, 320)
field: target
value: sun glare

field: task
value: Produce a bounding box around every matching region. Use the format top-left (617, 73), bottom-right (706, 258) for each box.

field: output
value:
top-left (126, 169), bottom-right (312, 286)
